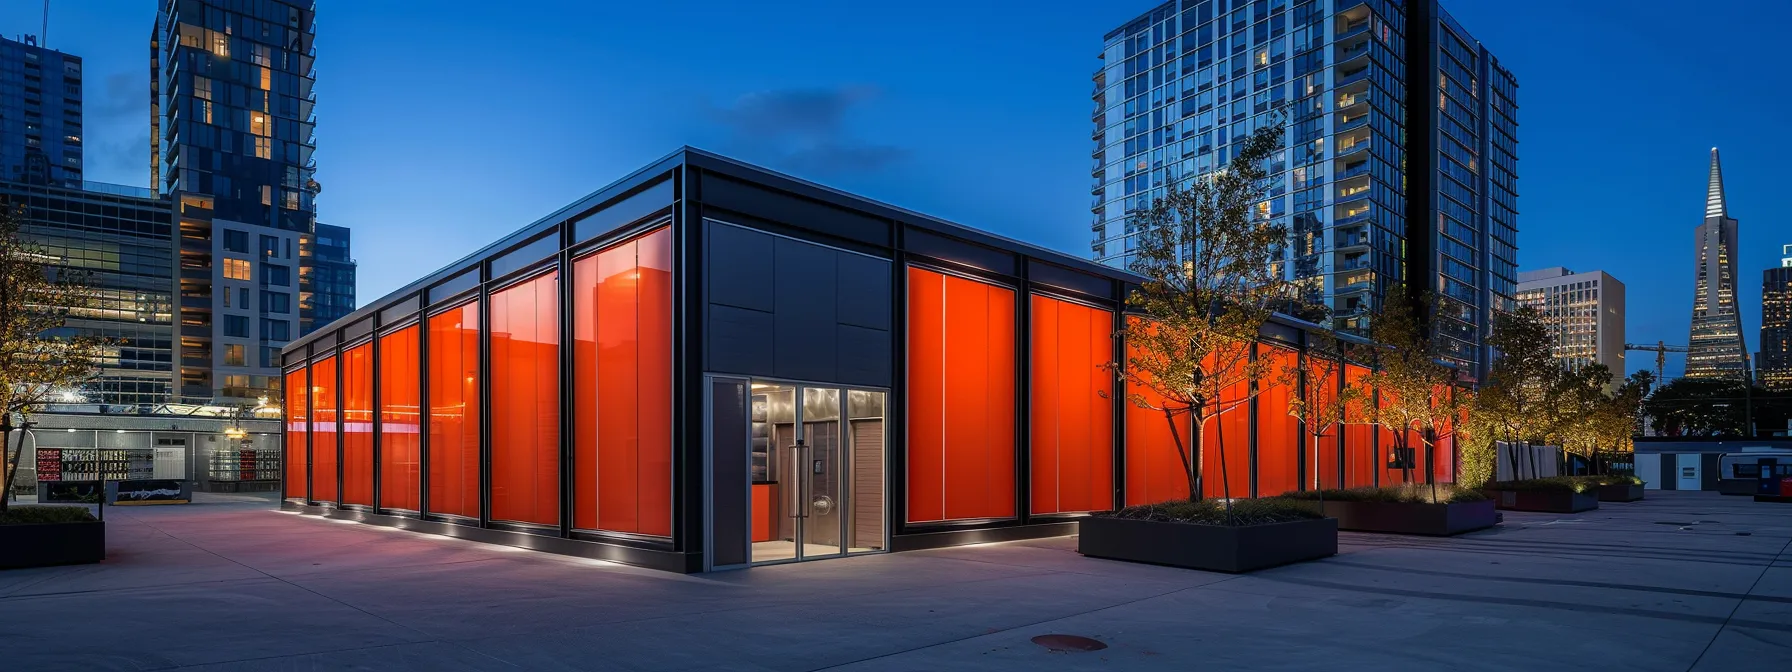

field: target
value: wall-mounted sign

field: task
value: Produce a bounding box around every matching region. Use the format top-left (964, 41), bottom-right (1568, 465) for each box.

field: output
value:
top-left (106, 479), bottom-right (192, 505)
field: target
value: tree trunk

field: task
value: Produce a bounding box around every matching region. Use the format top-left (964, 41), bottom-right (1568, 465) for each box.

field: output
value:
top-left (1215, 405), bottom-right (1234, 523)
top-left (0, 422), bottom-right (16, 514)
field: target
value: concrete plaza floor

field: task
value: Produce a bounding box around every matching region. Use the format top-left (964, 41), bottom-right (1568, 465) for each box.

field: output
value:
top-left (1, 490), bottom-right (1789, 671)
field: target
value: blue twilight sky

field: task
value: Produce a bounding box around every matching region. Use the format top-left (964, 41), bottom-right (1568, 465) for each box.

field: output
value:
top-left (5, 0), bottom-right (1789, 378)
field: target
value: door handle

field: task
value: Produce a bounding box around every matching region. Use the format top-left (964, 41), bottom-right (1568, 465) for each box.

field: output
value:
top-left (788, 441), bottom-right (808, 518)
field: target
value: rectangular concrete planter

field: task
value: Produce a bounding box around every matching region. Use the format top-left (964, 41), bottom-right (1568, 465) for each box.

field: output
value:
top-left (1483, 489), bottom-right (1599, 513)
top-left (0, 521), bottom-right (105, 569)
top-left (1077, 516), bottom-right (1337, 573)
top-left (1595, 484), bottom-right (1644, 502)
top-left (1297, 499), bottom-right (1496, 536)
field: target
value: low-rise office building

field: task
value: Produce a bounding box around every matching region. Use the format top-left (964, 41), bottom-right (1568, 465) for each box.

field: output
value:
top-left (280, 149), bottom-right (1457, 572)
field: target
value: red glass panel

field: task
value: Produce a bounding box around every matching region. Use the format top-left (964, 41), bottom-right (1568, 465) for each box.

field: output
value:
top-left (1256, 347), bottom-right (1301, 497)
top-left (284, 368), bottom-right (308, 501)
top-left (309, 356), bottom-right (338, 503)
top-left (1310, 361), bottom-right (1343, 491)
top-left (1123, 318), bottom-right (1193, 506)
top-left (378, 325), bottom-right (422, 511)
top-left (1029, 295), bottom-right (1114, 515)
top-left (572, 227), bottom-right (672, 536)
top-left (490, 272), bottom-right (560, 526)
top-left (428, 302), bottom-right (480, 518)
top-left (906, 267), bottom-right (1016, 523)
top-left (341, 343), bottom-right (374, 506)
top-left (1200, 373), bottom-right (1252, 500)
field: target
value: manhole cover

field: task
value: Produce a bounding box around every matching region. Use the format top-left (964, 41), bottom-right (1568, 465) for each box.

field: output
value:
top-left (1032, 635), bottom-right (1108, 652)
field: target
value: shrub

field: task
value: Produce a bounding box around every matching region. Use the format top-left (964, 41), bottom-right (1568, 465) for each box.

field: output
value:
top-left (1279, 484), bottom-right (1487, 504)
top-left (1576, 474), bottom-right (1643, 487)
top-left (1483, 477), bottom-right (1592, 493)
top-left (1097, 497), bottom-right (1324, 526)
top-left (0, 506), bottom-right (98, 525)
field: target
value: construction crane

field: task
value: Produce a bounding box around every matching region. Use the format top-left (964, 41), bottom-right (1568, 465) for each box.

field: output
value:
top-left (1624, 341), bottom-right (1690, 381)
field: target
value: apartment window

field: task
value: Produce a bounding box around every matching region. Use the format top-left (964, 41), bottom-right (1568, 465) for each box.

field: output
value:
top-left (282, 190), bottom-right (300, 210)
top-left (194, 76), bottom-right (211, 101)
top-left (250, 113), bottom-right (270, 136)
top-left (223, 258), bottom-right (252, 281)
top-left (254, 136), bottom-right (271, 159)
top-left (224, 344), bottom-right (246, 366)
top-left (240, 288), bottom-right (250, 308)
top-left (261, 290), bottom-right (291, 314)
top-left (262, 319), bottom-right (291, 341)
top-left (224, 315), bottom-right (249, 338)
top-left (223, 229), bottom-right (249, 253)
top-left (260, 235), bottom-right (280, 257)
top-left (223, 286), bottom-right (231, 308)
top-left (263, 264), bottom-right (291, 287)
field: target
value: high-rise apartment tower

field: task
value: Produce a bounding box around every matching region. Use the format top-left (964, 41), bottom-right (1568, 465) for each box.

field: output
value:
top-left (1091, 0), bottom-right (1518, 380)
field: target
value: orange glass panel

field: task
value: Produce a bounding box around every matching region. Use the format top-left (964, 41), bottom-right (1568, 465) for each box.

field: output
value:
top-left (378, 325), bottom-right (422, 511)
top-left (309, 355), bottom-right (338, 503)
top-left (341, 343), bottom-right (374, 506)
top-left (1256, 347), bottom-right (1301, 497)
top-left (1200, 374), bottom-right (1252, 500)
top-left (572, 227), bottom-right (673, 536)
top-left (490, 272), bottom-right (560, 526)
top-left (1342, 364), bottom-right (1375, 488)
top-left (1310, 361), bottom-right (1343, 491)
top-left (906, 267), bottom-right (1016, 523)
top-left (428, 302), bottom-right (480, 518)
top-left (1029, 295), bottom-right (1114, 515)
top-left (1123, 318), bottom-right (1193, 506)
top-left (284, 368), bottom-right (308, 502)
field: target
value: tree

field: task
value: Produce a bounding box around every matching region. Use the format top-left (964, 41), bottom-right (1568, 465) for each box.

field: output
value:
top-left (1285, 329), bottom-right (1356, 492)
top-left (1345, 285), bottom-right (1463, 496)
top-left (1112, 116), bottom-right (1293, 510)
top-left (1643, 377), bottom-right (1751, 437)
top-left (1472, 306), bottom-right (1555, 480)
top-left (0, 204), bottom-right (106, 511)
top-left (1544, 363), bottom-right (1613, 468)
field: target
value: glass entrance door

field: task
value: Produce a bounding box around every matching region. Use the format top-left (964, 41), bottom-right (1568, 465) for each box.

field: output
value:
top-left (748, 381), bottom-right (885, 564)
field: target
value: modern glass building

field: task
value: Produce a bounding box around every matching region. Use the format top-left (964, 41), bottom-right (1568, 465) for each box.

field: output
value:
top-left (1090, 0), bottom-right (1517, 380)
top-left (153, 0), bottom-right (325, 403)
top-left (0, 180), bottom-right (175, 407)
top-left (302, 222), bottom-right (356, 334)
top-left (0, 35), bottom-right (83, 188)
top-left (1686, 148), bottom-right (1750, 381)
top-left (1516, 267), bottom-right (1625, 375)
top-left (1760, 245), bottom-right (1792, 391)
top-left (280, 149), bottom-right (1459, 572)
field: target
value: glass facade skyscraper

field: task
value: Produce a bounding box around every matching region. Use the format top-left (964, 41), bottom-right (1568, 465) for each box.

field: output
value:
top-left (1758, 245), bottom-right (1792, 391)
top-left (1091, 0), bottom-right (1517, 379)
top-left (0, 35), bottom-right (83, 187)
top-left (302, 222), bottom-right (355, 334)
top-left (0, 180), bottom-right (175, 407)
top-left (154, 0), bottom-right (323, 402)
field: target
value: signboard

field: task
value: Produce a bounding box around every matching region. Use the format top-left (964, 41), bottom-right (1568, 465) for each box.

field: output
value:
top-left (41, 480), bottom-right (103, 503)
top-left (106, 479), bottom-right (192, 505)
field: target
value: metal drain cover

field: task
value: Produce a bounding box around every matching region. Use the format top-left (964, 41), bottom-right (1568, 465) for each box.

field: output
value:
top-left (1032, 634), bottom-right (1108, 652)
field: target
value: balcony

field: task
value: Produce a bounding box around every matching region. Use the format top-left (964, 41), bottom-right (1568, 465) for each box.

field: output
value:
top-left (1336, 41), bottom-right (1370, 66)
top-left (1335, 113), bottom-right (1369, 133)
top-left (1336, 66), bottom-right (1371, 88)
top-left (1335, 206), bottom-right (1373, 227)
top-left (1337, 20), bottom-right (1370, 42)
top-left (1336, 161), bottom-right (1370, 180)
top-left (1335, 232), bottom-right (1371, 250)
top-left (1335, 182), bottom-right (1371, 203)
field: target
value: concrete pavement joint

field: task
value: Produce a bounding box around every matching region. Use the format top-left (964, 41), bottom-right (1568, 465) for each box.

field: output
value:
top-left (1685, 534), bottom-right (1792, 671)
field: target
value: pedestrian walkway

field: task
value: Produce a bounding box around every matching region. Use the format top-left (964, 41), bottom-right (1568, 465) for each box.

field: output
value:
top-left (1, 491), bottom-right (1788, 670)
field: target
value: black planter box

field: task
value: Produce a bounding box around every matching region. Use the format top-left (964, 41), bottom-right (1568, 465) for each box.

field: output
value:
top-left (0, 521), bottom-right (106, 569)
top-left (1297, 499), bottom-right (1496, 536)
top-left (1483, 489), bottom-right (1599, 513)
top-left (1077, 515), bottom-right (1337, 573)
top-left (1595, 484), bottom-right (1644, 502)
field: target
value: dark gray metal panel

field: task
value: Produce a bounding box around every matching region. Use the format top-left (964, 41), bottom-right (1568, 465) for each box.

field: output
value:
top-left (428, 267), bottom-right (478, 304)
top-left (836, 252), bottom-right (891, 331)
top-left (705, 221), bottom-right (775, 312)
top-left (489, 232), bottom-right (559, 280)
top-left (378, 294), bottom-right (421, 325)
top-left (700, 173), bottom-right (891, 247)
top-left (707, 305), bottom-right (774, 377)
top-left (572, 178), bottom-right (674, 245)
top-left (1701, 453), bottom-right (1720, 490)
top-left (1660, 454), bottom-right (1677, 490)
top-left (1028, 259), bottom-right (1113, 300)
top-left (772, 237), bottom-right (840, 382)
top-left (343, 316), bottom-right (374, 341)
top-left (904, 226), bottom-right (1017, 276)
top-left (709, 378), bottom-right (749, 567)
top-left (836, 324), bottom-right (892, 387)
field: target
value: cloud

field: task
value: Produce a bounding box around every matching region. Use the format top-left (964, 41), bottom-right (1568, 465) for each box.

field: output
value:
top-left (705, 86), bottom-right (907, 175)
top-left (92, 72), bottom-right (146, 120)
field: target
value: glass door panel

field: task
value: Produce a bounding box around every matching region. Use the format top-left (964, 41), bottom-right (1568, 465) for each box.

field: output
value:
top-left (801, 387), bottom-right (843, 559)
top-left (846, 390), bottom-right (887, 553)
top-left (746, 382), bottom-right (880, 564)
top-left (750, 383), bottom-right (798, 563)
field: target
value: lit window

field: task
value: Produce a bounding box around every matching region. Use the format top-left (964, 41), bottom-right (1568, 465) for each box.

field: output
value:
top-left (255, 136), bottom-right (271, 159)
top-left (194, 76), bottom-right (211, 101)
top-left (223, 258), bottom-right (252, 281)
top-left (251, 114), bottom-right (270, 137)
top-left (224, 344), bottom-right (246, 366)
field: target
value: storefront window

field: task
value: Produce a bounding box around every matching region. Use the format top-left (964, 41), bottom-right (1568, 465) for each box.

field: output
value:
top-left (284, 367), bottom-right (308, 502)
top-left (906, 267), bottom-right (1016, 523)
top-left (490, 272), bottom-right (560, 526)
top-left (341, 342), bottom-right (373, 506)
top-left (428, 302), bottom-right (480, 518)
top-left (572, 227), bottom-right (672, 535)
top-left (378, 324), bottom-right (422, 511)
top-left (310, 355), bottom-right (338, 503)
top-left (1029, 294), bottom-right (1114, 515)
